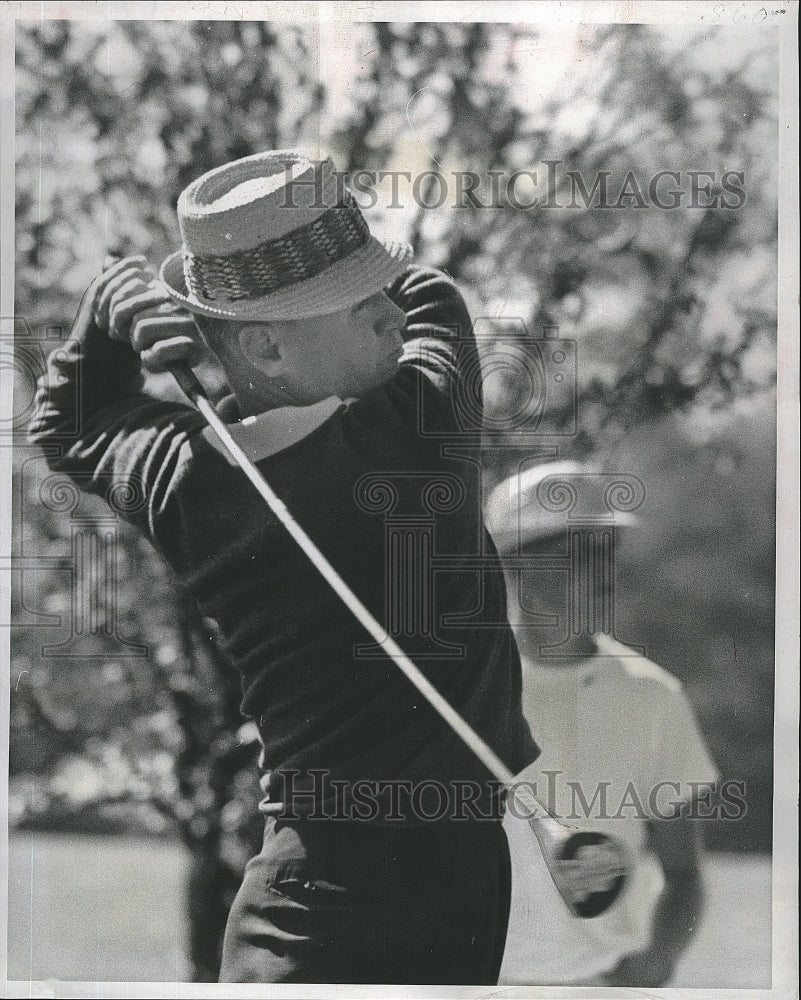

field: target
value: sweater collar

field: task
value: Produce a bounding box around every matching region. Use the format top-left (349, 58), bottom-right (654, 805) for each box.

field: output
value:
top-left (201, 395), bottom-right (353, 464)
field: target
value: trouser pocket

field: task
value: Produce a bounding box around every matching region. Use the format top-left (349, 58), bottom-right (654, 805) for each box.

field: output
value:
top-left (256, 819), bottom-right (381, 911)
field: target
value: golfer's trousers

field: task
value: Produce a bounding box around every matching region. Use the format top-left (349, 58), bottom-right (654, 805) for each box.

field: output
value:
top-left (219, 815), bottom-right (512, 984)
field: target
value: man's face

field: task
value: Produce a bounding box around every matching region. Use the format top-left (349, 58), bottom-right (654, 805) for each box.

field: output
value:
top-left (501, 535), bottom-right (571, 661)
top-left (239, 291), bottom-right (407, 404)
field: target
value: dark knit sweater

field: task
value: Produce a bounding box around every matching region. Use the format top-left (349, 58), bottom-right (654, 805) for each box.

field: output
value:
top-left (29, 265), bottom-right (538, 822)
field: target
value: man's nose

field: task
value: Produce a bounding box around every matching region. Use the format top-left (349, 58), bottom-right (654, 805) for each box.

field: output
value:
top-left (375, 298), bottom-right (406, 333)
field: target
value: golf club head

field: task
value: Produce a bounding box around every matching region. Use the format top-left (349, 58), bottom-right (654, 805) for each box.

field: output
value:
top-left (529, 822), bottom-right (628, 919)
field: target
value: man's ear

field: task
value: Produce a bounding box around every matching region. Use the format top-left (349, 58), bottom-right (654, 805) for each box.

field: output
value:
top-left (238, 323), bottom-right (286, 377)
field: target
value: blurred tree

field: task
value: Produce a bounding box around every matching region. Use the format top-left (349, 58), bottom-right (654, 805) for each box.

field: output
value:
top-left (15, 20), bottom-right (323, 325)
top-left (12, 17), bottom-right (778, 980)
top-left (14, 19), bottom-right (323, 980)
top-left (325, 20), bottom-right (777, 843)
top-left (327, 23), bottom-right (777, 457)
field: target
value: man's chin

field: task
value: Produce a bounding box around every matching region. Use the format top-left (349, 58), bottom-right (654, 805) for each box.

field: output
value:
top-left (337, 358), bottom-right (401, 400)
top-left (365, 358), bottom-right (402, 393)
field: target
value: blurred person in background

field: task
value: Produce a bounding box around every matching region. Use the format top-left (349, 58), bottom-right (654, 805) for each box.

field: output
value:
top-left (28, 150), bottom-right (540, 984)
top-left (485, 461), bottom-right (720, 988)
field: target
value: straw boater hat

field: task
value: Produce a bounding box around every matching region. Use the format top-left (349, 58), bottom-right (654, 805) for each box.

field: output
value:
top-left (485, 461), bottom-right (639, 555)
top-left (159, 150), bottom-right (413, 321)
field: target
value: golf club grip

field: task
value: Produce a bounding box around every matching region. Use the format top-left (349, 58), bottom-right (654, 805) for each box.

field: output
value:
top-left (168, 363), bottom-right (207, 404)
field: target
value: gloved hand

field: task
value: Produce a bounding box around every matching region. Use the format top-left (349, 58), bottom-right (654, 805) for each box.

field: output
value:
top-left (93, 254), bottom-right (203, 373)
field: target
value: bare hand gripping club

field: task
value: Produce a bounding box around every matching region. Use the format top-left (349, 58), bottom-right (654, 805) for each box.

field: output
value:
top-left (167, 361), bottom-right (629, 919)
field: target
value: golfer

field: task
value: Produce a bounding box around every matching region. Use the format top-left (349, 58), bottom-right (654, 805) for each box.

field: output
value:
top-left (29, 150), bottom-right (539, 984)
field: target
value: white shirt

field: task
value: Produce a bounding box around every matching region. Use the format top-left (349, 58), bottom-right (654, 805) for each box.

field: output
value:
top-left (499, 635), bottom-right (720, 985)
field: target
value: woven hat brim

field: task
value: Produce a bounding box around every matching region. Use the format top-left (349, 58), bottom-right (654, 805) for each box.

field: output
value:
top-left (159, 236), bottom-right (414, 321)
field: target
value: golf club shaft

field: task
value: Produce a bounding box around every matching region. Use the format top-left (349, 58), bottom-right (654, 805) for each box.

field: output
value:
top-left (168, 366), bottom-right (636, 921)
top-left (168, 362), bottom-right (562, 820)
top-left (98, 253), bottom-right (556, 821)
